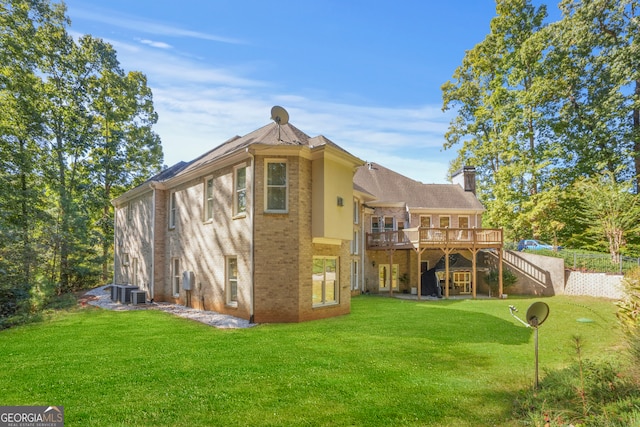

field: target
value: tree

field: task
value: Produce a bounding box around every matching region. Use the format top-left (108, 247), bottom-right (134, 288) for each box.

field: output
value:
top-left (0, 0), bottom-right (163, 320)
top-left (0, 0), bottom-right (63, 317)
top-left (83, 40), bottom-right (162, 282)
top-left (549, 0), bottom-right (640, 189)
top-left (442, 0), bottom-right (555, 241)
top-left (573, 171), bottom-right (640, 262)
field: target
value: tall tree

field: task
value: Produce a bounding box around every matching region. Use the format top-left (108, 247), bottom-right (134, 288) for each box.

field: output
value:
top-left (1, 0), bottom-right (163, 310)
top-left (83, 38), bottom-right (162, 282)
top-left (0, 0), bottom-right (61, 315)
top-left (442, 0), bottom-right (551, 241)
top-left (551, 0), bottom-right (639, 188)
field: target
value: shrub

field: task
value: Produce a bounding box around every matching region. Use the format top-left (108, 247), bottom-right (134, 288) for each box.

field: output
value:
top-left (513, 359), bottom-right (640, 425)
top-left (485, 267), bottom-right (517, 296)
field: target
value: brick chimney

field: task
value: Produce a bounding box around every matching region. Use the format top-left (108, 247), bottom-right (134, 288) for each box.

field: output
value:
top-left (452, 166), bottom-right (476, 195)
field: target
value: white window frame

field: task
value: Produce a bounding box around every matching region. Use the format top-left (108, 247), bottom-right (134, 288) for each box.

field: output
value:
top-left (264, 159), bottom-right (288, 213)
top-left (439, 215), bottom-right (450, 228)
top-left (169, 192), bottom-right (177, 229)
top-left (234, 165), bottom-right (247, 217)
top-left (420, 215), bottom-right (431, 228)
top-left (371, 217), bottom-right (380, 233)
top-left (226, 256), bottom-right (238, 307)
top-left (350, 260), bottom-right (359, 291)
top-left (312, 256), bottom-right (339, 307)
top-left (353, 199), bottom-right (359, 224)
top-left (458, 215), bottom-right (470, 228)
top-left (204, 176), bottom-right (214, 222)
top-left (384, 216), bottom-right (394, 232)
top-left (172, 258), bottom-right (180, 297)
top-left (351, 230), bottom-right (359, 255)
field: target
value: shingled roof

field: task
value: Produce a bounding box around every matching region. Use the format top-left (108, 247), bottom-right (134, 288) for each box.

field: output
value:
top-left (146, 122), bottom-right (360, 184)
top-left (353, 162), bottom-right (484, 211)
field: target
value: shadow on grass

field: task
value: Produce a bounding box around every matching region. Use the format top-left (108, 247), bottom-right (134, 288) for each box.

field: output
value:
top-left (347, 295), bottom-right (532, 346)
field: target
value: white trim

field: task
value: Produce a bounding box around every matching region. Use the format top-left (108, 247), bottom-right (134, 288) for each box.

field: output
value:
top-left (169, 191), bottom-right (177, 229)
top-left (312, 256), bottom-right (339, 307)
top-left (233, 164), bottom-right (247, 217)
top-left (204, 175), bottom-right (214, 223)
top-left (226, 255), bottom-right (238, 307)
top-left (171, 258), bottom-right (180, 297)
top-left (264, 158), bottom-right (288, 213)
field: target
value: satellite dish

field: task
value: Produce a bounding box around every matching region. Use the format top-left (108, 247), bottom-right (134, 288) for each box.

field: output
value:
top-left (526, 301), bottom-right (549, 328)
top-left (270, 106), bottom-right (289, 126)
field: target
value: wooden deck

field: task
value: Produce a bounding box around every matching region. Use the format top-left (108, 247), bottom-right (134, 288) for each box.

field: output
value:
top-left (366, 227), bottom-right (503, 250)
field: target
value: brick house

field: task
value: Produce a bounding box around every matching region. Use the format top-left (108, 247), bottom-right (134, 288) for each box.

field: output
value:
top-left (353, 163), bottom-right (503, 299)
top-left (112, 115), bottom-right (503, 323)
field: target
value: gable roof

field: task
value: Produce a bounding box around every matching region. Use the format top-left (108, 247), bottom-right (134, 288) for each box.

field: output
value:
top-left (353, 162), bottom-right (484, 211)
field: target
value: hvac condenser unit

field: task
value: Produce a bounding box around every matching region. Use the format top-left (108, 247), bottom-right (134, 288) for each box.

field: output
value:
top-left (131, 290), bottom-right (146, 305)
top-left (110, 284), bottom-right (119, 301)
top-left (117, 285), bottom-right (139, 303)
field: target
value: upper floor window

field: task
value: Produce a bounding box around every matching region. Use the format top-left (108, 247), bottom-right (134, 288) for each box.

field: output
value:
top-left (126, 202), bottom-right (133, 222)
top-left (420, 215), bottom-right (431, 228)
top-left (205, 177), bottom-right (214, 222)
top-left (439, 215), bottom-right (450, 228)
top-left (458, 216), bottom-right (469, 228)
top-left (265, 160), bottom-right (287, 212)
top-left (384, 217), bottom-right (394, 232)
top-left (371, 217), bottom-right (380, 233)
top-left (353, 199), bottom-right (359, 224)
top-left (234, 165), bottom-right (247, 216)
top-left (169, 192), bottom-right (177, 229)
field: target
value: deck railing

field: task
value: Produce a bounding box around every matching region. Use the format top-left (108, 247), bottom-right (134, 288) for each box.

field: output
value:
top-left (366, 227), bottom-right (503, 249)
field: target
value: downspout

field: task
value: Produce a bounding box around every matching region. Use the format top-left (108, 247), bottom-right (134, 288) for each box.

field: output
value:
top-left (360, 203), bottom-right (366, 292)
top-left (247, 148), bottom-right (255, 323)
top-left (150, 184), bottom-right (156, 301)
top-left (112, 202), bottom-right (118, 285)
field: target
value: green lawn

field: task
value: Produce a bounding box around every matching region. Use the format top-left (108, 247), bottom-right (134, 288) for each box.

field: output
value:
top-left (0, 295), bottom-right (623, 426)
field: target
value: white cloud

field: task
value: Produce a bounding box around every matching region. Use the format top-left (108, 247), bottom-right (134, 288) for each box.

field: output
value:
top-left (69, 7), bottom-right (245, 44)
top-left (138, 39), bottom-right (172, 49)
top-left (66, 6), bottom-right (456, 184)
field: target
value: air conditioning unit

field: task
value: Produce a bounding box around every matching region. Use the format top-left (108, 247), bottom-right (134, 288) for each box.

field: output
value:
top-left (110, 285), bottom-right (120, 301)
top-left (117, 285), bottom-right (139, 303)
top-left (131, 290), bottom-right (146, 305)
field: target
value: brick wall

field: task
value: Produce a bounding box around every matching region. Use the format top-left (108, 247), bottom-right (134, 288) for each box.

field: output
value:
top-left (253, 155), bottom-right (302, 322)
top-left (161, 163), bottom-right (253, 319)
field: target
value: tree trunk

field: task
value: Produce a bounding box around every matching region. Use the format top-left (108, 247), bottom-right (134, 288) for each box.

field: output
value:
top-left (56, 133), bottom-right (70, 293)
top-left (633, 78), bottom-right (640, 194)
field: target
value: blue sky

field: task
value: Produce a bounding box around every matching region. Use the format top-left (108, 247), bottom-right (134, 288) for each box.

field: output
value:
top-left (62, 0), bottom-right (558, 183)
